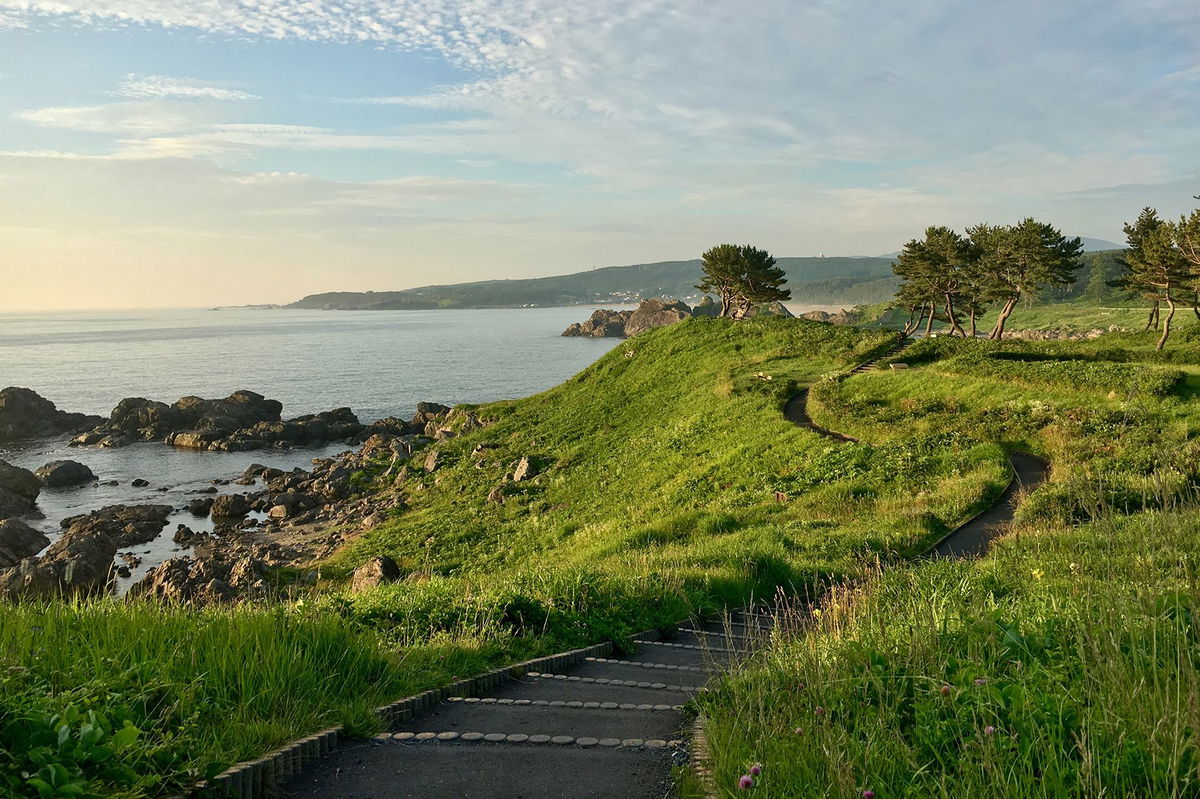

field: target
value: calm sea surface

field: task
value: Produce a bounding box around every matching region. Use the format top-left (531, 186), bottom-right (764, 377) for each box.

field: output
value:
top-left (0, 306), bottom-right (621, 576)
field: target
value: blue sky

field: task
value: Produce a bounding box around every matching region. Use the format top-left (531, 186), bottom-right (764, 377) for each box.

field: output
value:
top-left (0, 0), bottom-right (1197, 309)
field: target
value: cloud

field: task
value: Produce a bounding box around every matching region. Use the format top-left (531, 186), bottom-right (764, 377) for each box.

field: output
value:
top-left (116, 75), bottom-right (259, 101)
top-left (15, 101), bottom-right (214, 135)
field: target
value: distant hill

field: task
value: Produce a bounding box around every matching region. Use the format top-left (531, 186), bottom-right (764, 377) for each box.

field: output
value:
top-left (288, 256), bottom-right (901, 310)
top-left (1080, 237), bottom-right (1123, 252)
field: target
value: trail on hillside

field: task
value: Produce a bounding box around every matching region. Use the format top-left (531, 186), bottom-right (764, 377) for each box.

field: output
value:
top-left (786, 337), bottom-right (1050, 558)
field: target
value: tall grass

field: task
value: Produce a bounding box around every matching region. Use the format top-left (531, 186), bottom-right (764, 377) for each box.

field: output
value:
top-left (698, 509), bottom-right (1200, 797)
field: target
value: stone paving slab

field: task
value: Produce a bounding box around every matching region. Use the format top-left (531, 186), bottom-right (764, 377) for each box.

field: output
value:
top-left (488, 675), bottom-right (703, 704)
top-left (281, 741), bottom-right (674, 799)
top-left (565, 660), bottom-right (710, 687)
top-left (620, 643), bottom-right (735, 668)
top-left (390, 699), bottom-right (684, 740)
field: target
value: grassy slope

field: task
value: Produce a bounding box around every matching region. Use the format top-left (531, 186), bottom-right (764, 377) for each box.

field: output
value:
top-left (698, 331), bottom-right (1200, 797)
top-left (5, 318), bottom-right (1011, 797)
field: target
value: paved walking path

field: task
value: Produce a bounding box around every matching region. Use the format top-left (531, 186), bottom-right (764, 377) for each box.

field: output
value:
top-left (279, 334), bottom-right (1046, 799)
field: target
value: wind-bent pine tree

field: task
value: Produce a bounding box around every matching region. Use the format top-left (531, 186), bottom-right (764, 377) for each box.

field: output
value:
top-left (697, 244), bottom-right (790, 318)
top-left (696, 244), bottom-right (743, 317)
top-left (892, 226), bottom-right (980, 337)
top-left (1119, 207), bottom-right (1190, 350)
top-left (969, 219), bottom-right (1084, 340)
top-left (1175, 206), bottom-right (1200, 321)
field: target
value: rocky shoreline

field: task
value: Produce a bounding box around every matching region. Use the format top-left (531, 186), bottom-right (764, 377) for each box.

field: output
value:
top-left (0, 387), bottom-right (476, 603)
top-left (561, 296), bottom-right (795, 338)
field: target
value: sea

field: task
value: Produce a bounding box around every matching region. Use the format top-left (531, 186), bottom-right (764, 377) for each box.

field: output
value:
top-left (0, 306), bottom-right (623, 583)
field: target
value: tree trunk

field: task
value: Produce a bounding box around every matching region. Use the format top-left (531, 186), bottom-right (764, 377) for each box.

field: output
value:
top-left (989, 296), bottom-right (1018, 340)
top-left (968, 307), bottom-right (977, 338)
top-left (945, 294), bottom-right (965, 337)
top-left (1157, 296), bottom-right (1176, 351)
top-left (1144, 302), bottom-right (1159, 331)
top-left (719, 292), bottom-right (731, 318)
top-left (901, 308), bottom-right (920, 337)
top-left (924, 301), bottom-right (935, 338)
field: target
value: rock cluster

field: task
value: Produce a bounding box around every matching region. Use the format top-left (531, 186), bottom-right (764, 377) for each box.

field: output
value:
top-left (562, 297), bottom-right (790, 338)
top-left (0, 504), bottom-right (170, 599)
top-left (0, 519), bottom-right (49, 567)
top-left (1007, 327), bottom-right (1115, 341)
top-left (561, 309), bottom-right (634, 338)
top-left (562, 298), bottom-right (695, 338)
top-left (129, 541), bottom-right (302, 604)
top-left (70, 390), bottom-right (367, 451)
top-left (798, 308), bottom-right (856, 325)
top-left (0, 387), bottom-right (102, 443)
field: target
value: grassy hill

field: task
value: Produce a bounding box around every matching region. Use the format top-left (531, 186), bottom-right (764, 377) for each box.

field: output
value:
top-left (697, 329), bottom-right (1200, 797)
top-left (287, 256), bottom-right (899, 310)
top-left (10, 317), bottom-right (1200, 797)
top-left (5, 318), bottom-right (1007, 796)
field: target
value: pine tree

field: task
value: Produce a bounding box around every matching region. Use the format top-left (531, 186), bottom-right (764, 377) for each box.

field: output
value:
top-left (1120, 208), bottom-right (1190, 350)
top-left (697, 244), bottom-right (790, 318)
top-left (969, 219), bottom-right (1083, 340)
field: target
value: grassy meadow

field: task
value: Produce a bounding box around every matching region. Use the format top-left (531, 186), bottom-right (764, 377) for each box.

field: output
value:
top-left (696, 325), bottom-right (1200, 797)
top-left (3, 317), bottom-right (1013, 797)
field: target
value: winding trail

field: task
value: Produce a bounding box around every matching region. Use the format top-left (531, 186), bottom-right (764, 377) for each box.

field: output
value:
top-left (269, 337), bottom-right (1048, 799)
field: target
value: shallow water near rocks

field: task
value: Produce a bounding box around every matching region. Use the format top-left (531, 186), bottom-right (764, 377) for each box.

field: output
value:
top-left (0, 306), bottom-right (623, 585)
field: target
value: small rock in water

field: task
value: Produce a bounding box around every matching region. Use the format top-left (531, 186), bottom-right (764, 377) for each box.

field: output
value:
top-left (131, 478), bottom-right (150, 487)
top-left (35, 460), bottom-right (96, 488)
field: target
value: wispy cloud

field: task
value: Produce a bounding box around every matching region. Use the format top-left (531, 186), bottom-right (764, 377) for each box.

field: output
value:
top-left (116, 75), bottom-right (259, 101)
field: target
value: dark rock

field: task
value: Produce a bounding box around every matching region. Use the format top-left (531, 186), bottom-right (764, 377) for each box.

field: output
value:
top-left (35, 460), bottom-right (96, 488)
top-left (188, 497), bottom-right (215, 517)
top-left (60, 504), bottom-right (172, 548)
top-left (0, 387), bottom-right (102, 443)
top-left (210, 493), bottom-right (252, 518)
top-left (0, 510), bottom-right (134, 599)
top-left (624, 298), bottom-right (693, 337)
top-left (0, 460), bottom-right (41, 518)
top-left (0, 519), bottom-right (49, 567)
top-left (412, 402), bottom-right (451, 428)
top-left (350, 555), bottom-right (402, 591)
top-left (131, 478), bottom-right (150, 487)
top-left (116, 565), bottom-right (132, 579)
top-left (128, 554), bottom-right (267, 604)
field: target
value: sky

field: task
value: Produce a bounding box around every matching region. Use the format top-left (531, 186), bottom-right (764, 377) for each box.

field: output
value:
top-left (0, 1), bottom-right (1197, 310)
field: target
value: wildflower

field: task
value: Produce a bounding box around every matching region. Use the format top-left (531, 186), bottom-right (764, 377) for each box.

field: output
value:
top-left (973, 677), bottom-right (987, 686)
top-left (939, 684), bottom-right (951, 696)
top-left (738, 775), bottom-right (754, 790)
top-left (793, 727), bottom-right (804, 735)
top-left (984, 725), bottom-right (996, 736)
top-left (750, 764), bottom-right (762, 776)
top-left (862, 792), bottom-right (876, 799)
top-left (814, 706), bottom-right (825, 716)
top-left (1031, 568), bottom-right (1044, 580)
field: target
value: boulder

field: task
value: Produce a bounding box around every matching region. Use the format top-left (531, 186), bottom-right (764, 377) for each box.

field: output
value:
top-left (210, 493), bottom-right (252, 518)
top-left (188, 497), bottom-right (215, 517)
top-left (423, 449), bottom-right (440, 474)
top-left (0, 519), bottom-right (49, 567)
top-left (623, 298), bottom-right (694, 337)
top-left (0, 387), bottom-right (102, 443)
top-left (350, 555), bottom-right (402, 591)
top-left (512, 456), bottom-right (540, 483)
top-left (0, 460), bottom-right (41, 519)
top-left (412, 402), bottom-right (451, 428)
top-left (35, 460), bottom-right (96, 488)
top-left (692, 296), bottom-right (721, 317)
top-left (746, 301), bottom-right (795, 318)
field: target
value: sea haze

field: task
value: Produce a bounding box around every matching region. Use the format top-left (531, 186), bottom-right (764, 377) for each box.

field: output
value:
top-left (0, 306), bottom-right (622, 579)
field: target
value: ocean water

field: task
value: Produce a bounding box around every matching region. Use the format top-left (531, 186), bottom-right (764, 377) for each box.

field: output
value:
top-left (0, 307), bottom-right (622, 580)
